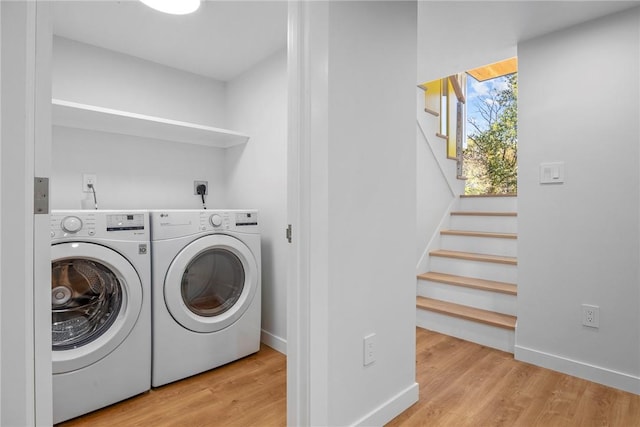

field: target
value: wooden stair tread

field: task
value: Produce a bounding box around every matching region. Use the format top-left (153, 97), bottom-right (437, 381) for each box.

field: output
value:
top-left (451, 211), bottom-right (517, 217)
top-left (416, 296), bottom-right (516, 330)
top-left (430, 250), bottom-right (517, 265)
top-left (441, 230), bottom-right (517, 239)
top-left (460, 193), bottom-right (517, 198)
top-left (417, 272), bottom-right (517, 295)
top-left (424, 107), bottom-right (439, 117)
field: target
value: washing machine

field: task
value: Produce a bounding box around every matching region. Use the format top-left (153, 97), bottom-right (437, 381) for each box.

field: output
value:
top-left (50, 210), bottom-right (151, 424)
top-left (150, 209), bottom-right (261, 387)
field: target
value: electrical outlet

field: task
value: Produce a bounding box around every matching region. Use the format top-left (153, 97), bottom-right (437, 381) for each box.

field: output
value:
top-left (582, 304), bottom-right (600, 328)
top-left (82, 174), bottom-right (97, 192)
top-left (363, 333), bottom-right (376, 366)
top-left (194, 180), bottom-right (208, 195)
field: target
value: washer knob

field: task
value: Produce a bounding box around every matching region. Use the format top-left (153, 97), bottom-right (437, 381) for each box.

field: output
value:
top-left (61, 216), bottom-right (82, 233)
top-left (210, 214), bottom-right (223, 227)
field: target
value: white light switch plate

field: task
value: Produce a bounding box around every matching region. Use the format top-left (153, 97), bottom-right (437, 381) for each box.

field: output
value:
top-left (540, 162), bottom-right (565, 184)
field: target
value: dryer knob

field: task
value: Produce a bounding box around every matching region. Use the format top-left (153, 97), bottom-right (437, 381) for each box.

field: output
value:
top-left (210, 214), bottom-right (223, 227)
top-left (61, 216), bottom-right (82, 233)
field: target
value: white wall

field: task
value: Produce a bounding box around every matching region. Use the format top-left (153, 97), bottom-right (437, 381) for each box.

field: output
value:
top-left (415, 90), bottom-right (463, 273)
top-left (417, 2), bottom-right (517, 83)
top-left (226, 49), bottom-right (288, 353)
top-left (300, 2), bottom-right (419, 424)
top-left (51, 37), bottom-right (230, 210)
top-left (53, 36), bottom-right (228, 127)
top-left (51, 127), bottom-right (228, 210)
top-left (516, 8), bottom-right (640, 394)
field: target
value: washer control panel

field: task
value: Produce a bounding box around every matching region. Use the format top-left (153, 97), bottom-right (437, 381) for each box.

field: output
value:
top-left (106, 213), bottom-right (145, 232)
top-left (51, 213), bottom-right (97, 238)
top-left (50, 210), bottom-right (148, 240)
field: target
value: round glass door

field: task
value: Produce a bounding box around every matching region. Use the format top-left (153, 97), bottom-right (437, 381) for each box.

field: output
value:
top-left (165, 234), bottom-right (258, 333)
top-left (51, 242), bottom-right (143, 374)
top-left (51, 259), bottom-right (122, 350)
top-left (181, 249), bottom-right (245, 317)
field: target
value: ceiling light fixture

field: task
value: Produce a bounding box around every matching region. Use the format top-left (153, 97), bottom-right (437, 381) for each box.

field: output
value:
top-left (140, 0), bottom-right (200, 15)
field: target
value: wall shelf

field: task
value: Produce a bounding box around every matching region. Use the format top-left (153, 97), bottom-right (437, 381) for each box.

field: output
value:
top-left (52, 99), bottom-right (249, 148)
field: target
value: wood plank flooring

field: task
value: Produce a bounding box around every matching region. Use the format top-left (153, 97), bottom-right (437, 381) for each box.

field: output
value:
top-left (57, 344), bottom-right (286, 427)
top-left (58, 329), bottom-right (640, 426)
top-left (388, 328), bottom-right (640, 426)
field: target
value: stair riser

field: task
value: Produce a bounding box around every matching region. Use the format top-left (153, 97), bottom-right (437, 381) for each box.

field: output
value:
top-left (449, 215), bottom-right (518, 233)
top-left (417, 280), bottom-right (517, 316)
top-left (416, 310), bottom-right (515, 353)
top-left (440, 234), bottom-right (517, 257)
top-left (459, 197), bottom-right (517, 212)
top-left (429, 257), bottom-right (517, 283)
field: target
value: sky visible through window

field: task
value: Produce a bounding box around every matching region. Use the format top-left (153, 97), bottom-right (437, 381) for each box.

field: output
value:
top-left (466, 73), bottom-right (511, 133)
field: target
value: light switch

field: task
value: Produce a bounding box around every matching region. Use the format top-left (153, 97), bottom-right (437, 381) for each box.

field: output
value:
top-left (540, 162), bottom-right (565, 184)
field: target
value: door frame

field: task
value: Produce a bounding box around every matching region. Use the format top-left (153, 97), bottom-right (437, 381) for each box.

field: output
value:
top-left (286, 1), bottom-right (309, 425)
top-left (0, 1), bottom-right (52, 425)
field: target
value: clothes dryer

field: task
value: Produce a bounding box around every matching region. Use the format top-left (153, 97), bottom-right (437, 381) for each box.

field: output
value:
top-left (50, 210), bottom-right (151, 423)
top-left (150, 209), bottom-right (261, 387)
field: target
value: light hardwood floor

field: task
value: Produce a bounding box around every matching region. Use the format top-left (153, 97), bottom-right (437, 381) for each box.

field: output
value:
top-left (390, 328), bottom-right (640, 426)
top-left (59, 328), bottom-right (640, 426)
top-left (57, 344), bottom-right (286, 427)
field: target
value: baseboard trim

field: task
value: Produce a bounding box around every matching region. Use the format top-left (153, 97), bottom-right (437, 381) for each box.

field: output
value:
top-left (352, 382), bottom-right (419, 426)
top-left (260, 329), bottom-right (287, 355)
top-left (515, 345), bottom-right (640, 395)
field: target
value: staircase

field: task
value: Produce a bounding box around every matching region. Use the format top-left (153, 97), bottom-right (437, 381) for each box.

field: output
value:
top-left (416, 194), bottom-right (517, 353)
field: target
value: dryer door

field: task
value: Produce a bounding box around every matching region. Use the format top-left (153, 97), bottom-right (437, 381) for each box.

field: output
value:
top-left (164, 234), bottom-right (258, 333)
top-left (51, 242), bottom-right (143, 374)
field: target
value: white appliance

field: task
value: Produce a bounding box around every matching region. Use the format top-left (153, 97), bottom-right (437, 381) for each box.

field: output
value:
top-left (150, 209), bottom-right (261, 387)
top-left (50, 210), bottom-right (151, 424)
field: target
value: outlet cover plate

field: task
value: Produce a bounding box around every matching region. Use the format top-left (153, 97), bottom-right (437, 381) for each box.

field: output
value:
top-left (582, 304), bottom-right (600, 328)
top-left (194, 180), bottom-right (208, 195)
top-left (82, 174), bottom-right (97, 192)
top-left (363, 333), bottom-right (376, 366)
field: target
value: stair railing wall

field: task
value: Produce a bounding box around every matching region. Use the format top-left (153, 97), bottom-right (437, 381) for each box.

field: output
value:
top-left (416, 87), bottom-right (464, 274)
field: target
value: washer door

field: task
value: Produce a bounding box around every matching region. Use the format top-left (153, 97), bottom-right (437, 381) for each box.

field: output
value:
top-left (51, 242), bottom-right (142, 374)
top-left (164, 234), bottom-right (258, 333)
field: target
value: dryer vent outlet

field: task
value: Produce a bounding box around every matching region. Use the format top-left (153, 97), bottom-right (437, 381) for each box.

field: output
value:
top-left (194, 181), bottom-right (208, 195)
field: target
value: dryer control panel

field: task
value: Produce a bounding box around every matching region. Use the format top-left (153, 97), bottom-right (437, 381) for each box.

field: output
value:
top-left (199, 210), bottom-right (258, 232)
top-left (150, 210), bottom-right (259, 240)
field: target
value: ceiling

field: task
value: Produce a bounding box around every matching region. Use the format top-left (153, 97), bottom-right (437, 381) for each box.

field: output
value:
top-left (52, 0), bottom-right (288, 82)
top-left (418, 1), bottom-right (640, 81)
top-left (53, 1), bottom-right (640, 83)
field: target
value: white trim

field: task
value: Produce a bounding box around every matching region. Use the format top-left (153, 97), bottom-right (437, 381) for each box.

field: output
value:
top-left (260, 329), bottom-right (287, 355)
top-left (0, 1), bottom-right (4, 422)
top-left (515, 345), bottom-right (640, 395)
top-left (1, 2), bottom-right (41, 424)
top-left (25, 3), bottom-right (37, 424)
top-left (33, 2), bottom-right (53, 423)
top-left (352, 383), bottom-right (419, 427)
top-left (286, 1), bottom-right (310, 425)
